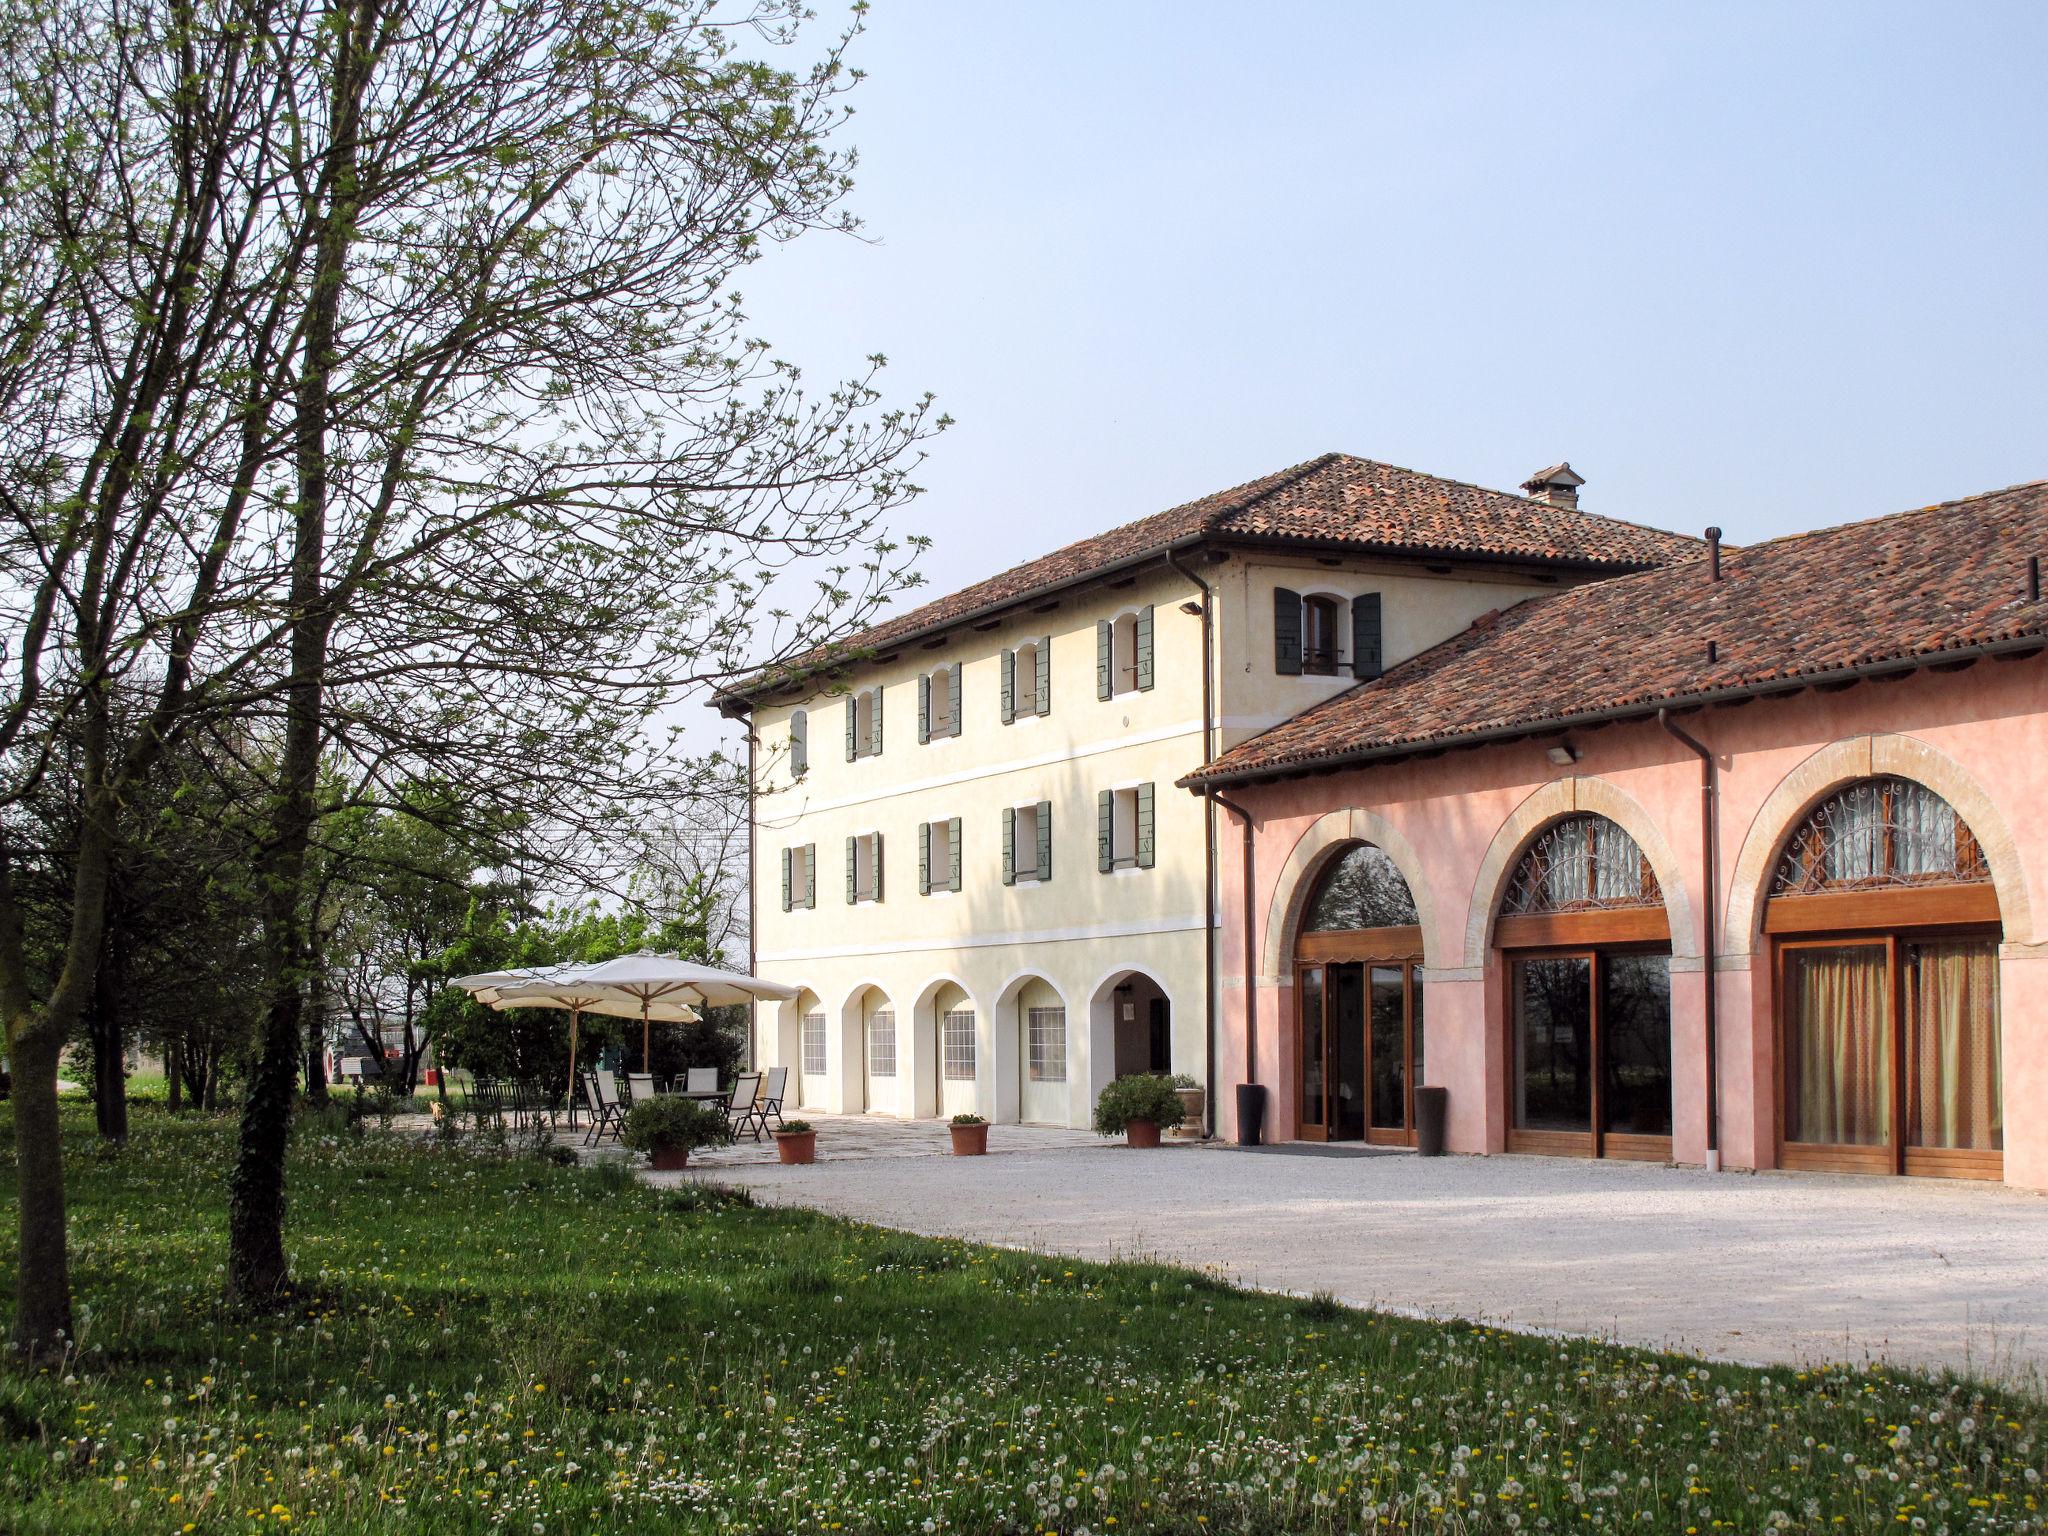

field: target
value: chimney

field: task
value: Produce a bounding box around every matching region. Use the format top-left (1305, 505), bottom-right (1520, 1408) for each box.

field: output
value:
top-left (1520, 462), bottom-right (1585, 510)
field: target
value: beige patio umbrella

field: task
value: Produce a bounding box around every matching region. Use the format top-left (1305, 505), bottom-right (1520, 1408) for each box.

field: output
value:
top-left (452, 964), bottom-right (700, 1116)
top-left (552, 951), bottom-right (799, 1067)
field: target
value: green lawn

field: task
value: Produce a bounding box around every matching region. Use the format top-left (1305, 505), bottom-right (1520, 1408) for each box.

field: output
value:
top-left (1, 1107), bottom-right (2042, 1534)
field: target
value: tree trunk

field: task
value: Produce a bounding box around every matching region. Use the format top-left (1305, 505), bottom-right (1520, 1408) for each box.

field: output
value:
top-left (89, 927), bottom-right (128, 1142)
top-left (304, 926), bottom-right (329, 1101)
top-left (226, 0), bottom-right (369, 1304)
top-left (166, 1042), bottom-right (184, 1113)
top-left (6, 1030), bottom-right (72, 1357)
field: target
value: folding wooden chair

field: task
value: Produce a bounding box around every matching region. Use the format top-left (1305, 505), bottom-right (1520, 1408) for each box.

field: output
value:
top-left (725, 1072), bottom-right (764, 1141)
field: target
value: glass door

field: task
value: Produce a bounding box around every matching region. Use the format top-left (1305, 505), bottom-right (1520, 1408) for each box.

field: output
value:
top-left (1329, 964), bottom-right (1368, 1140)
top-left (1299, 966), bottom-right (1328, 1140)
top-left (1368, 965), bottom-right (1410, 1144)
top-left (1512, 955), bottom-right (1594, 1148)
top-left (1510, 951), bottom-right (1672, 1159)
top-left (1904, 940), bottom-right (2001, 1175)
top-left (1780, 940), bottom-right (1893, 1173)
top-left (1301, 961), bottom-right (1425, 1144)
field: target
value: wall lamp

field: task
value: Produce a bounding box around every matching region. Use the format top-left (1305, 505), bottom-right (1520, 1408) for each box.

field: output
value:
top-left (1545, 742), bottom-right (1581, 766)
top-left (1178, 600), bottom-right (1205, 617)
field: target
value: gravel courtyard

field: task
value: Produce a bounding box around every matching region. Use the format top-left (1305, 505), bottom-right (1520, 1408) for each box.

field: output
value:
top-left (671, 1118), bottom-right (2048, 1384)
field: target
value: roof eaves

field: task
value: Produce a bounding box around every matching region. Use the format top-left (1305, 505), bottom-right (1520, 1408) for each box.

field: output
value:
top-left (1178, 631), bottom-right (2048, 791)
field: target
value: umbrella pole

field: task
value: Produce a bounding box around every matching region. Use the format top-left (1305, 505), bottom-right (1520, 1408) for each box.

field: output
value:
top-left (641, 999), bottom-right (651, 1077)
top-left (567, 1008), bottom-right (581, 1130)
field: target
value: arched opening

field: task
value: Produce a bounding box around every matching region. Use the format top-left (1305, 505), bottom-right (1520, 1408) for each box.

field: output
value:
top-left (1766, 777), bottom-right (2003, 1180)
top-left (1087, 967), bottom-right (1177, 1134)
top-left (847, 985), bottom-right (897, 1117)
top-left (1294, 842), bottom-right (1425, 1145)
top-left (1496, 815), bottom-right (1672, 1161)
top-left (792, 988), bottom-right (826, 1109)
top-left (1009, 976), bottom-right (1068, 1125)
top-left (928, 980), bottom-right (978, 1120)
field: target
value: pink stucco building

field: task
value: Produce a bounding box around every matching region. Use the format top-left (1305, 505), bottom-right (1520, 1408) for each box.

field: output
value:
top-left (1186, 482), bottom-right (2047, 1189)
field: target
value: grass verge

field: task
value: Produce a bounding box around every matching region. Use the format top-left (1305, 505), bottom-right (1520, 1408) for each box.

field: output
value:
top-left (0, 1104), bottom-right (2042, 1533)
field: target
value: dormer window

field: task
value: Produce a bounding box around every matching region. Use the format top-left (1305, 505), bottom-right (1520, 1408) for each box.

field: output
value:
top-left (919, 663), bottom-right (961, 742)
top-left (1302, 595), bottom-right (1342, 675)
top-left (844, 686), bottom-right (883, 760)
top-left (1275, 587), bottom-right (1382, 681)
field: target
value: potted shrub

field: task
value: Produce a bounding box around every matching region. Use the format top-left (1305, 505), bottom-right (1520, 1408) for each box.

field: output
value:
top-left (1169, 1072), bottom-right (1206, 1140)
top-left (949, 1112), bottom-right (989, 1156)
top-left (621, 1095), bottom-right (731, 1172)
top-left (1091, 1073), bottom-right (1186, 1149)
top-left (773, 1119), bottom-right (818, 1165)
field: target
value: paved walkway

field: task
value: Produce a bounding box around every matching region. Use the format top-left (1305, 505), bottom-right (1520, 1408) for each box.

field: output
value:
top-left (645, 1117), bottom-right (2048, 1384)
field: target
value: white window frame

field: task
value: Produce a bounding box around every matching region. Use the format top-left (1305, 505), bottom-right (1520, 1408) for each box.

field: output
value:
top-left (852, 686), bottom-right (883, 759)
top-left (1006, 637), bottom-right (1050, 723)
top-left (867, 1009), bottom-right (896, 1078)
top-left (941, 1008), bottom-right (977, 1080)
top-left (800, 1011), bottom-right (826, 1077)
top-left (922, 663), bottom-right (961, 740)
top-left (1026, 1005), bottom-right (1067, 1084)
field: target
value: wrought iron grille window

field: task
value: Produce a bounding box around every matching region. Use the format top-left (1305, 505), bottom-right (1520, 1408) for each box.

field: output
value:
top-left (1304, 842), bottom-right (1420, 931)
top-left (867, 1010), bottom-right (896, 1077)
top-left (1772, 777), bottom-right (1989, 896)
top-left (941, 1009), bottom-right (977, 1081)
top-left (1027, 1006), bottom-right (1067, 1083)
top-left (800, 1012), bottom-right (826, 1076)
top-left (1501, 815), bottom-right (1662, 915)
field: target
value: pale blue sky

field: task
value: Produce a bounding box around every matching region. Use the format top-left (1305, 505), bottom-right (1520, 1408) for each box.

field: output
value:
top-left (739, 1), bottom-right (2047, 612)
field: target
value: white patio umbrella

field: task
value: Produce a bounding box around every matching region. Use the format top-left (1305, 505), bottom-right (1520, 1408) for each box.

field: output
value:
top-left (450, 963), bottom-right (699, 1116)
top-left (554, 951), bottom-right (799, 1067)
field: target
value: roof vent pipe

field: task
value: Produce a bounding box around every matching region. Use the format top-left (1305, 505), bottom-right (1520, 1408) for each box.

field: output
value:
top-left (1706, 526), bottom-right (1722, 581)
top-left (2030, 554), bottom-right (2041, 604)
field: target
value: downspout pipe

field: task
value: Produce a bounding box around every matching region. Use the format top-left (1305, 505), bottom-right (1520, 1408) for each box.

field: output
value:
top-left (745, 729), bottom-right (759, 1072)
top-left (1209, 788), bottom-right (1262, 1144)
top-left (1658, 708), bottom-right (1721, 1171)
top-left (1164, 548), bottom-right (1219, 1138)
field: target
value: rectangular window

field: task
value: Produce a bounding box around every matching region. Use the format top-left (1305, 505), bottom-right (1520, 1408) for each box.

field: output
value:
top-left (781, 844), bottom-right (816, 910)
top-left (801, 1012), bottom-right (826, 1077)
top-left (1099, 784), bottom-right (1155, 871)
top-left (847, 831), bottom-right (881, 904)
top-left (941, 1009), bottom-right (977, 1080)
top-left (1027, 1006), bottom-right (1067, 1083)
top-left (867, 1010), bottom-right (897, 1078)
top-left (1302, 595), bottom-right (1342, 675)
top-left (921, 818), bottom-right (963, 894)
top-left (1004, 801), bottom-right (1051, 884)
top-left (1096, 606), bottom-right (1153, 699)
top-left (1003, 638), bottom-right (1052, 723)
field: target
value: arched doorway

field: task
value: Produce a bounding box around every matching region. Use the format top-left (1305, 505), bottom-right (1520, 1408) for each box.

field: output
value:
top-left (849, 986), bottom-right (897, 1117)
top-left (1011, 976), bottom-right (1068, 1125)
top-left (1295, 842), bottom-right (1425, 1145)
top-left (929, 980), bottom-right (979, 1120)
top-left (1767, 776), bottom-right (2003, 1179)
top-left (1497, 815), bottom-right (1672, 1161)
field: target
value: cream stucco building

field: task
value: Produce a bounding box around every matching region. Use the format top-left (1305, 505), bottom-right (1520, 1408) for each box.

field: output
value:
top-left (717, 453), bottom-right (1699, 1129)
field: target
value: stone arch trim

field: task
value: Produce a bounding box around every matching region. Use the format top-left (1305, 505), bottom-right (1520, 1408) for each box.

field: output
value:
top-left (1459, 776), bottom-right (1699, 968)
top-left (1259, 807), bottom-right (1443, 983)
top-left (1724, 733), bottom-right (2034, 951)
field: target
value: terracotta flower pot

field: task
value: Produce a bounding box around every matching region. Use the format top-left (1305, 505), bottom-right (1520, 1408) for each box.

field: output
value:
top-left (1172, 1087), bottom-right (1206, 1139)
top-left (775, 1130), bottom-right (817, 1165)
top-left (649, 1145), bottom-right (690, 1172)
top-left (1126, 1119), bottom-right (1161, 1149)
top-left (949, 1122), bottom-right (989, 1156)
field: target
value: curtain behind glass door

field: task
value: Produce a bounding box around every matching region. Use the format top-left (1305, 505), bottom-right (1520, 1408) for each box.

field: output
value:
top-left (1784, 944), bottom-right (1890, 1146)
top-left (1907, 940), bottom-right (2001, 1151)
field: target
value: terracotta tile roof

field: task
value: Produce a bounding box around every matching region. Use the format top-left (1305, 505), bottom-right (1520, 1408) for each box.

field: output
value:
top-left (726, 452), bottom-right (1699, 703)
top-left (1185, 480), bottom-right (2048, 786)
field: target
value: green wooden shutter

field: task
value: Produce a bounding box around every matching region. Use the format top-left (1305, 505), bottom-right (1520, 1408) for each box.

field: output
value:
top-left (846, 835), bottom-right (857, 904)
top-left (791, 709), bottom-right (807, 776)
top-left (946, 665), bottom-right (961, 735)
top-left (781, 847), bottom-right (792, 911)
top-left (1035, 636), bottom-right (1051, 715)
top-left (872, 832), bottom-right (884, 903)
top-left (1036, 799), bottom-right (1052, 881)
top-left (947, 817), bottom-right (963, 892)
top-left (1001, 806), bottom-right (1016, 886)
top-left (1096, 619), bottom-right (1112, 699)
top-left (804, 844), bottom-right (817, 908)
top-left (918, 823), bottom-right (931, 895)
top-left (1351, 592), bottom-right (1383, 680)
top-left (1274, 587), bottom-right (1303, 675)
top-left (871, 687), bottom-right (883, 754)
top-left (845, 696), bottom-right (856, 759)
top-left (1135, 605), bottom-right (1155, 691)
top-left (1000, 649), bottom-right (1016, 724)
top-left (1136, 783), bottom-right (1156, 869)
top-left (918, 673), bottom-right (931, 743)
top-left (1097, 789), bottom-right (1113, 872)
